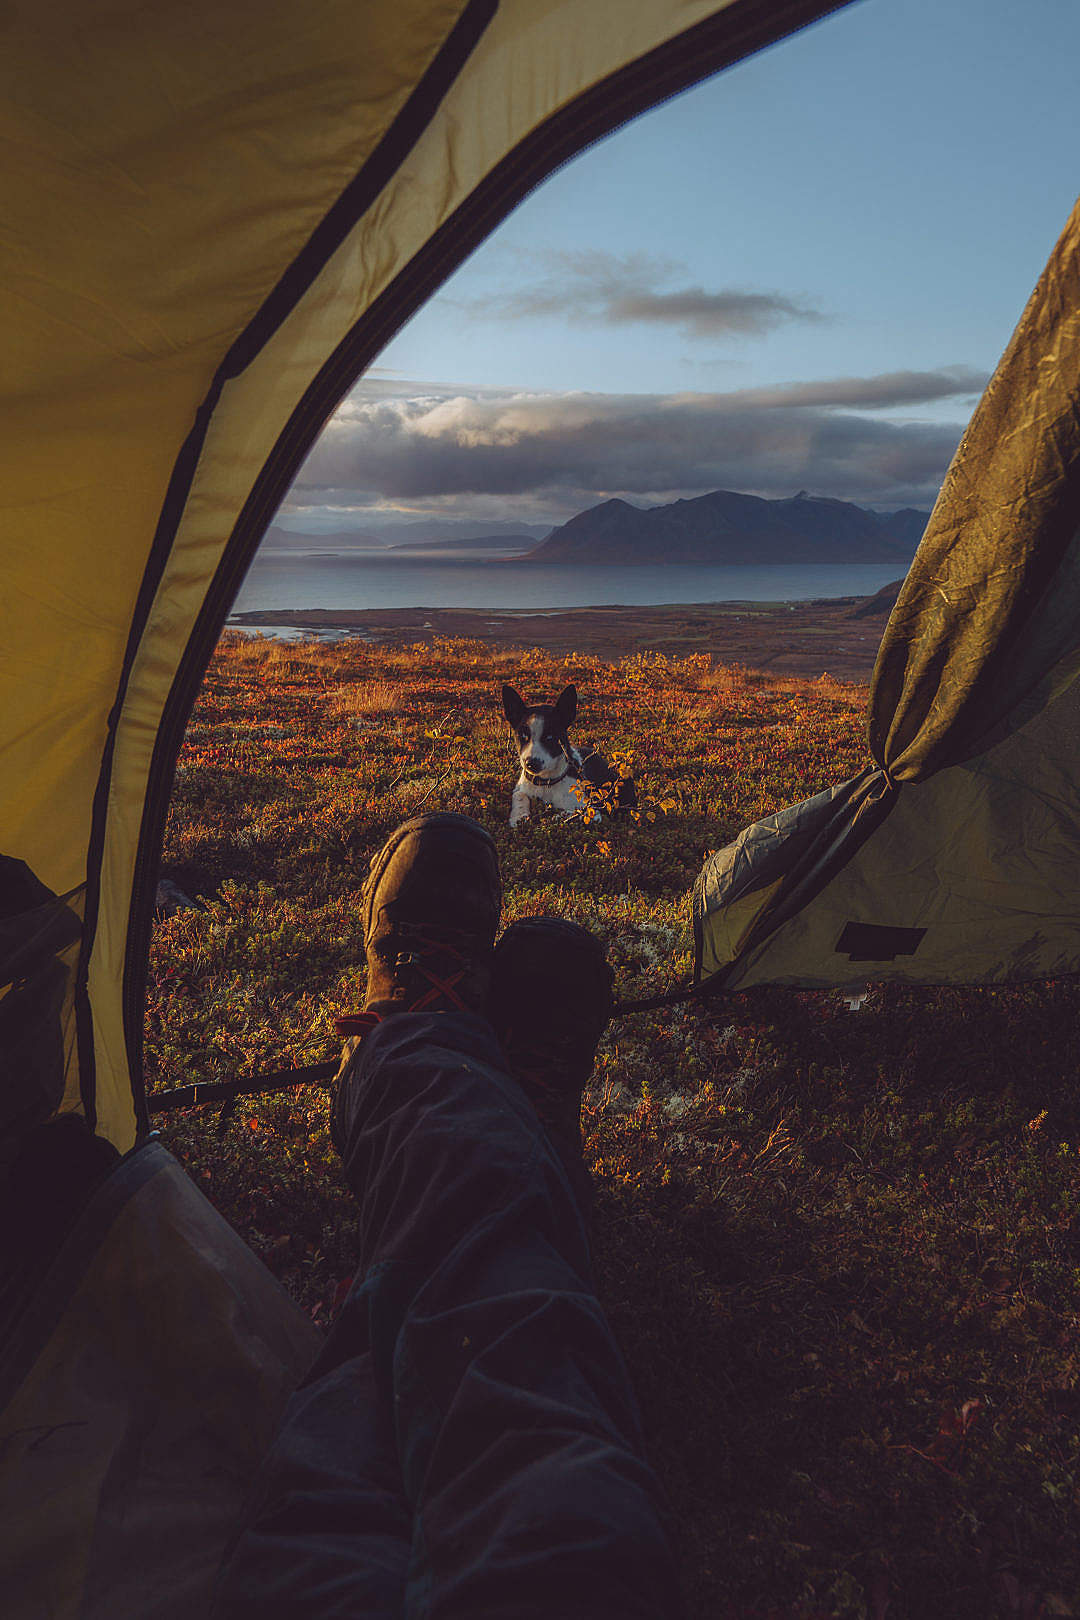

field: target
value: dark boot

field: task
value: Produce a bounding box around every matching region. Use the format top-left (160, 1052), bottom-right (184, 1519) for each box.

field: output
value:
top-left (331, 813), bottom-right (501, 1150)
top-left (487, 916), bottom-right (614, 1199)
top-left (358, 812), bottom-right (501, 1018)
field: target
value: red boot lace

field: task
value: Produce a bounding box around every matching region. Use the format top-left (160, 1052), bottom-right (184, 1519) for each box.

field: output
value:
top-left (334, 1012), bottom-right (381, 1038)
top-left (334, 935), bottom-right (475, 1038)
top-left (397, 937), bottom-right (473, 1013)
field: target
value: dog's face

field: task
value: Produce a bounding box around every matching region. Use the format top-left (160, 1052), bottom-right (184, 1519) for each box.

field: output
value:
top-left (502, 684), bottom-right (577, 780)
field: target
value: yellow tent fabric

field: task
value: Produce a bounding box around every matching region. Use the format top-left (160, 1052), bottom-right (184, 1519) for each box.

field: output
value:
top-left (1, 0), bottom-right (852, 1156)
top-left (871, 200), bottom-right (1080, 782)
top-left (694, 196), bottom-right (1080, 991)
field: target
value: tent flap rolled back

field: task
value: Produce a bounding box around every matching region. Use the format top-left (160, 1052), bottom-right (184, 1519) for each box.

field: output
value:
top-left (694, 196), bottom-right (1080, 993)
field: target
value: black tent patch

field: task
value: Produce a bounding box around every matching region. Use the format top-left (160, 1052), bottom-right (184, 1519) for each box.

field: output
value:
top-left (835, 922), bottom-right (926, 962)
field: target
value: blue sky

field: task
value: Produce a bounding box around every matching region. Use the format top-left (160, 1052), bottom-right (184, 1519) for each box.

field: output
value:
top-left (286, 0), bottom-right (1080, 533)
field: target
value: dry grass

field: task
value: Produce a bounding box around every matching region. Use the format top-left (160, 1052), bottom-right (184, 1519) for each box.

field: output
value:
top-left (330, 677), bottom-right (405, 721)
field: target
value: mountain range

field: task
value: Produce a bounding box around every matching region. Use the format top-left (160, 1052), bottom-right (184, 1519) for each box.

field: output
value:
top-left (258, 497), bottom-right (930, 565)
top-left (524, 491), bottom-right (930, 565)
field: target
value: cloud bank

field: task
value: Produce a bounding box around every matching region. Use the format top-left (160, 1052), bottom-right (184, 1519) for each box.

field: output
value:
top-left (294, 366), bottom-right (984, 517)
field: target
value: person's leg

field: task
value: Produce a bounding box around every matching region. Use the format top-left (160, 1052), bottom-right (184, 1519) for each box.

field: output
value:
top-left (211, 1345), bottom-right (413, 1619)
top-left (218, 814), bottom-right (683, 1620)
top-left (332, 1003), bottom-right (683, 1620)
top-left (215, 813), bottom-right (504, 1620)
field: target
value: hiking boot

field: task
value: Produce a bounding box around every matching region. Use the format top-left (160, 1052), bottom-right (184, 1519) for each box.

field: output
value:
top-left (358, 812), bottom-right (502, 1018)
top-left (330, 814), bottom-right (502, 1153)
top-left (487, 916), bottom-right (614, 1187)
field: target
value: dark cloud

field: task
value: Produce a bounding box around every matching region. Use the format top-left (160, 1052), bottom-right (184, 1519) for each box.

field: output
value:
top-left (731, 366), bottom-right (989, 410)
top-left (608, 287), bottom-right (822, 336)
top-left (461, 250), bottom-right (825, 339)
top-left (297, 377), bottom-right (969, 511)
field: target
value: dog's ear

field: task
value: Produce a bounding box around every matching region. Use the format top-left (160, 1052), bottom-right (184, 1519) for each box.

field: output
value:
top-left (502, 685), bottom-right (527, 725)
top-left (553, 684), bottom-right (577, 727)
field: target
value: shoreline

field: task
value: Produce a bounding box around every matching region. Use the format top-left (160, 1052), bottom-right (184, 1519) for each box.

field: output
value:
top-left (228, 588), bottom-right (900, 683)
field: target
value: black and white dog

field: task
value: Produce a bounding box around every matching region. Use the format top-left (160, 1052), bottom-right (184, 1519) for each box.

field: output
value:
top-left (501, 683), bottom-right (636, 827)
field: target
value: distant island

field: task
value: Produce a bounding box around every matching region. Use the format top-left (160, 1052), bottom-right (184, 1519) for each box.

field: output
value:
top-left (523, 490), bottom-right (929, 566)
top-left (260, 518), bottom-right (550, 552)
top-left (387, 533), bottom-right (534, 552)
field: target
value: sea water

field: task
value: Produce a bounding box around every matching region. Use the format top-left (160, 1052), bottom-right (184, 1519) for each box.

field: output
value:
top-left (231, 547), bottom-right (908, 616)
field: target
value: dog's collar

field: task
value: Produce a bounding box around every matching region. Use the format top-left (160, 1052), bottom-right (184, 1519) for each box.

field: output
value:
top-left (523, 760), bottom-right (573, 786)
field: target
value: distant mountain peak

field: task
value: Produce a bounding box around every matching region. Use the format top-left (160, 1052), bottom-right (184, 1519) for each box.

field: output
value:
top-left (525, 489), bottom-right (930, 566)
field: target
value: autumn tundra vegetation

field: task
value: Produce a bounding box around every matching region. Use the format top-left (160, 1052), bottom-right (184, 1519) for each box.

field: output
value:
top-left (150, 632), bottom-right (1080, 1620)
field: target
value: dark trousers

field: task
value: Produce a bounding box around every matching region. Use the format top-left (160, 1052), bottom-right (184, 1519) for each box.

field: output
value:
top-left (213, 1012), bottom-right (684, 1619)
